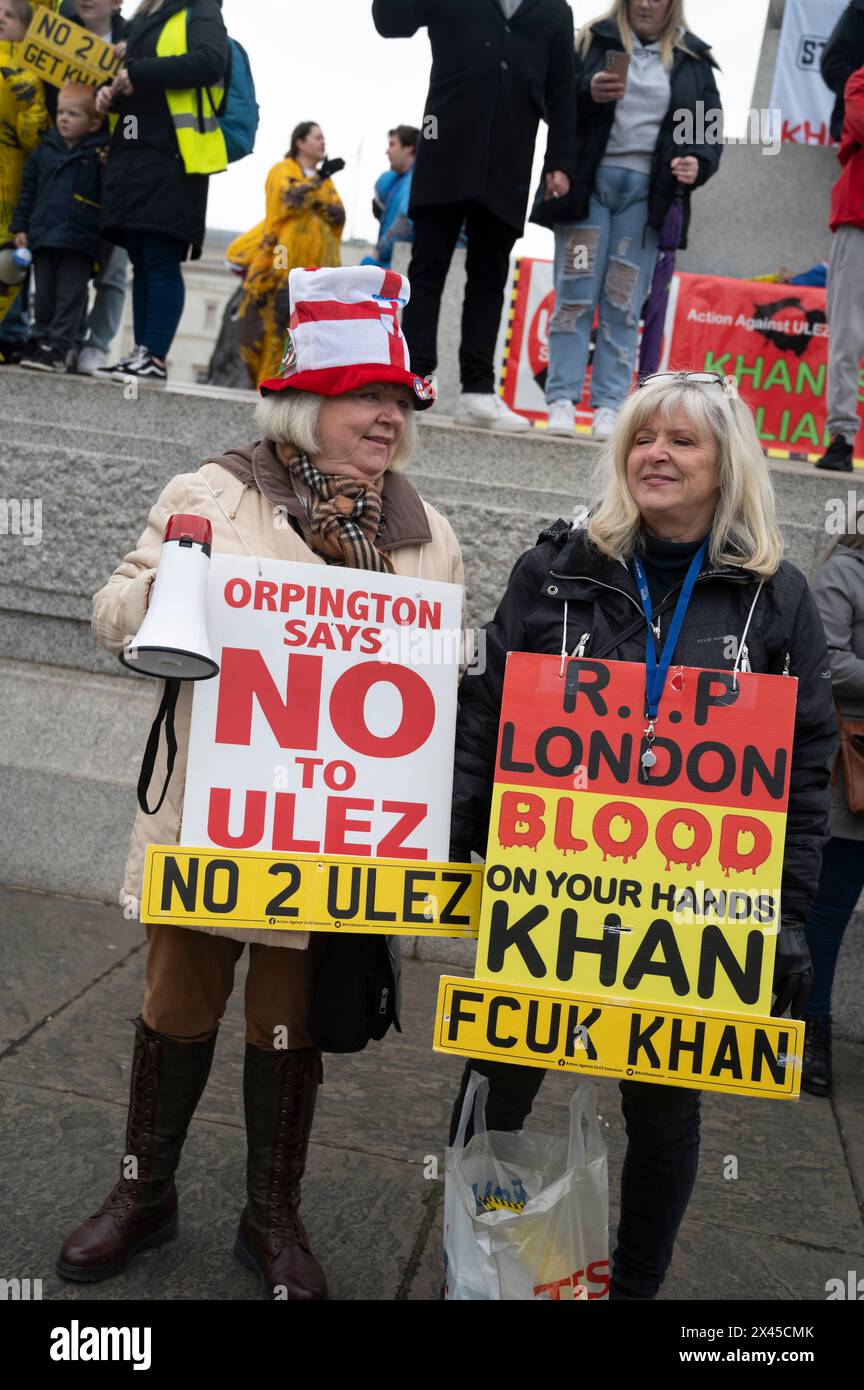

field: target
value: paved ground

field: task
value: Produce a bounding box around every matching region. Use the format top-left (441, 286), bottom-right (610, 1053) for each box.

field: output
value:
top-left (1, 884), bottom-right (862, 1302)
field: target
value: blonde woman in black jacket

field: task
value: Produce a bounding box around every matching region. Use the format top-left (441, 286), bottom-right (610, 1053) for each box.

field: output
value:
top-left (448, 373), bottom-right (836, 1300)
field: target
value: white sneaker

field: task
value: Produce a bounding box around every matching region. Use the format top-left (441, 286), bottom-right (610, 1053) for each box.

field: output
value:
top-left (546, 399), bottom-right (575, 435)
top-left (455, 391), bottom-right (531, 432)
top-left (76, 346), bottom-right (107, 376)
top-left (592, 406), bottom-right (618, 441)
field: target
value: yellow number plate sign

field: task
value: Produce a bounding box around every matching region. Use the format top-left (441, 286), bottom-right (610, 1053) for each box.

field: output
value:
top-left (142, 845), bottom-right (482, 937)
top-left (432, 976), bottom-right (804, 1100)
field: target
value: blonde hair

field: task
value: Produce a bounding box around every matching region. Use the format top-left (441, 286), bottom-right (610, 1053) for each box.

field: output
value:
top-left (586, 378), bottom-right (784, 578)
top-left (134, 0), bottom-right (163, 16)
top-left (578, 1), bottom-right (707, 70)
top-left (254, 389), bottom-right (417, 473)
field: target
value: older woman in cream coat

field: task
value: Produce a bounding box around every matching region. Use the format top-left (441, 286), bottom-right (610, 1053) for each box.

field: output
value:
top-left (57, 266), bottom-right (461, 1302)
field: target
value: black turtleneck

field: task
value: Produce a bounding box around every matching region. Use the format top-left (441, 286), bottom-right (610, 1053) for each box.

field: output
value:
top-left (638, 532), bottom-right (707, 608)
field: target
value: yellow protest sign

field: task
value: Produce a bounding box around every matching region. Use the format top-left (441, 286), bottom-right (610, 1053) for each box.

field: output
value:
top-left (475, 655), bottom-right (796, 1015)
top-left (142, 845), bottom-right (482, 937)
top-left (20, 6), bottom-right (121, 88)
top-left (430, 653), bottom-right (803, 1098)
top-left (433, 976), bottom-right (804, 1100)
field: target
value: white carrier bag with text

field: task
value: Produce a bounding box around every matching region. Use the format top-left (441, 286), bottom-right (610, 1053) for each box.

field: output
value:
top-left (444, 1073), bottom-right (609, 1300)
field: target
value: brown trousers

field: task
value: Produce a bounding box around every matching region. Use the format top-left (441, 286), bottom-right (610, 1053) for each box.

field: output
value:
top-left (142, 924), bottom-right (322, 1050)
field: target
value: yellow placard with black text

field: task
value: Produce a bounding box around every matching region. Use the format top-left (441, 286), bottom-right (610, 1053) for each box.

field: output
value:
top-left (142, 844), bottom-right (482, 937)
top-left (20, 6), bottom-right (121, 88)
top-left (433, 976), bottom-right (804, 1100)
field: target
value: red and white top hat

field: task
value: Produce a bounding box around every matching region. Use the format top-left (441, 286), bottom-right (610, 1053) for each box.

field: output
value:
top-left (259, 264), bottom-right (436, 409)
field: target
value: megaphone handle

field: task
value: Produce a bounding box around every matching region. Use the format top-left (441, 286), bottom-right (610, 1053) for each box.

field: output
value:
top-left (137, 679), bottom-right (181, 816)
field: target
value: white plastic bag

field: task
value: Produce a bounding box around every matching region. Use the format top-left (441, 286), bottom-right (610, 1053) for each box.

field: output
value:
top-left (444, 1072), bottom-right (609, 1300)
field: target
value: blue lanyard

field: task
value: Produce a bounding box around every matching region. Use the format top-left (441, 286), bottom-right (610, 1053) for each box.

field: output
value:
top-left (631, 539), bottom-right (708, 721)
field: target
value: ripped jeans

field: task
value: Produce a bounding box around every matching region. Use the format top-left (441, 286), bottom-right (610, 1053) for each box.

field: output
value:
top-left (546, 164), bottom-right (660, 411)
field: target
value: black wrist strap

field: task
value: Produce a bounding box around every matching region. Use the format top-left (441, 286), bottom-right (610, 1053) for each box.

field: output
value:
top-left (137, 679), bottom-right (181, 816)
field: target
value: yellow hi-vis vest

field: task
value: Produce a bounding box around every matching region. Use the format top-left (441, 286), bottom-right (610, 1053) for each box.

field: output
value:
top-left (155, 6), bottom-right (227, 175)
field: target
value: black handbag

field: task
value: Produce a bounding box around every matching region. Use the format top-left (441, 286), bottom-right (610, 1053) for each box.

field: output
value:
top-left (307, 933), bottom-right (401, 1053)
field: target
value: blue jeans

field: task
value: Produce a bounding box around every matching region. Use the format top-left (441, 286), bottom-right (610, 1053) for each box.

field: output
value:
top-left (123, 231), bottom-right (186, 360)
top-left (546, 164), bottom-right (660, 409)
top-left (803, 836), bottom-right (864, 1017)
top-left (77, 245), bottom-right (129, 354)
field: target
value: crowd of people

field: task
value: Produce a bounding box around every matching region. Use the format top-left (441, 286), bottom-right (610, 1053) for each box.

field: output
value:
top-left (0, 0), bottom-right (861, 464)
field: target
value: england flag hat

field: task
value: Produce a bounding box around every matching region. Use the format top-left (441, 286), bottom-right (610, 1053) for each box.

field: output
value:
top-left (259, 264), bottom-right (437, 409)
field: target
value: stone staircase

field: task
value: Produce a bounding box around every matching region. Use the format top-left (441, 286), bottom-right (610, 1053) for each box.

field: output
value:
top-left (1, 369), bottom-right (860, 1036)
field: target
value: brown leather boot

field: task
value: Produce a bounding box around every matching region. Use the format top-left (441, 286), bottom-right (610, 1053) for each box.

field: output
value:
top-left (234, 1046), bottom-right (327, 1300)
top-left (56, 1015), bottom-right (215, 1282)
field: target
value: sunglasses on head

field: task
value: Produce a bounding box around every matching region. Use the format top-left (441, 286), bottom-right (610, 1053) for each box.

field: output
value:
top-left (638, 371), bottom-right (739, 398)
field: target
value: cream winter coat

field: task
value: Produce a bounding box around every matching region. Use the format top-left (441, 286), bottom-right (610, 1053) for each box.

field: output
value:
top-left (92, 441), bottom-right (465, 946)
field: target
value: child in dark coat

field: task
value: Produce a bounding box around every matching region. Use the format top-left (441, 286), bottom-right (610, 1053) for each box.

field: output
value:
top-left (11, 81), bottom-right (105, 371)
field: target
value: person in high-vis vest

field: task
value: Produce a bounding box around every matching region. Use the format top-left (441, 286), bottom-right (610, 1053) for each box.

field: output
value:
top-left (94, 0), bottom-right (229, 383)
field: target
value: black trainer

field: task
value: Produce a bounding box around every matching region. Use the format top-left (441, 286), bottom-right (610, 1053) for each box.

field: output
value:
top-left (115, 349), bottom-right (168, 385)
top-left (19, 343), bottom-right (66, 373)
top-left (802, 1015), bottom-right (832, 1096)
top-left (815, 436), bottom-right (854, 472)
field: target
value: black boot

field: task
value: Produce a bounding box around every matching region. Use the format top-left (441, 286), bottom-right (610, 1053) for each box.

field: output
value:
top-left (234, 1046), bottom-right (328, 1300)
top-left (815, 437), bottom-right (853, 472)
top-left (56, 1016), bottom-right (216, 1281)
top-left (802, 1015), bottom-right (833, 1096)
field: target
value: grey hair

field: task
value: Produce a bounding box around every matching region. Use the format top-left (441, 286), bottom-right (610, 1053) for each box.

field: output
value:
top-left (254, 390), bottom-right (417, 472)
top-left (586, 377), bottom-right (784, 578)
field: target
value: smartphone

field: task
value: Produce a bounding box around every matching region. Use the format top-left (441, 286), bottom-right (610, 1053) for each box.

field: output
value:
top-left (605, 51), bottom-right (630, 86)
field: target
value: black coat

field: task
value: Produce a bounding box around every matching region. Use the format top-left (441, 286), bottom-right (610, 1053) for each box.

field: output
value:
top-left (821, 0), bottom-right (864, 142)
top-left (101, 0), bottom-right (228, 259)
top-left (372, 0), bottom-right (578, 233)
top-left (451, 524), bottom-right (836, 932)
top-left (530, 19), bottom-right (722, 250)
top-left (44, 3), bottom-right (130, 124)
top-left (11, 127), bottom-right (106, 262)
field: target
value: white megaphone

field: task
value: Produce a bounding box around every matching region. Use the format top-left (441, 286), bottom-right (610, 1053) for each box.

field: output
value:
top-left (120, 514), bottom-right (219, 680)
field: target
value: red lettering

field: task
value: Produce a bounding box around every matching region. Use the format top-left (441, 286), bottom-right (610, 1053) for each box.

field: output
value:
top-left (593, 801), bottom-right (648, 863)
top-left (282, 619), bottom-right (307, 646)
top-left (553, 797), bottom-right (588, 854)
top-left (655, 808), bottom-right (712, 872)
top-left (215, 649), bottom-right (321, 748)
top-left (324, 797), bottom-right (374, 855)
top-left (329, 663), bottom-right (435, 758)
top-left (377, 800), bottom-right (427, 859)
top-left (497, 791), bottom-right (546, 850)
top-left (295, 756), bottom-right (323, 789)
top-left (718, 814), bottom-right (772, 877)
top-left (272, 792), bottom-right (318, 852)
top-left (254, 579), bottom-right (278, 611)
top-left (206, 787), bottom-right (266, 848)
top-left (225, 578), bottom-right (251, 607)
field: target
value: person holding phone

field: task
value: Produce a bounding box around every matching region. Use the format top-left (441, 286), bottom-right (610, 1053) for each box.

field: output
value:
top-left (531, 0), bottom-right (722, 440)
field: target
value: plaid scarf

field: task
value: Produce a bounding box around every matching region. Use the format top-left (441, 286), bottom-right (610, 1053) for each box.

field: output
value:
top-left (290, 454), bottom-right (393, 574)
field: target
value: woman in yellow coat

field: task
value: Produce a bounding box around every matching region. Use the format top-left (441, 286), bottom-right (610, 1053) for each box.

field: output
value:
top-left (0, 0), bottom-right (48, 328)
top-left (230, 120), bottom-right (345, 386)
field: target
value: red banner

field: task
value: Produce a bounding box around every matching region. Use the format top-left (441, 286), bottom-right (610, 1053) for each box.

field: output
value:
top-left (662, 273), bottom-right (864, 465)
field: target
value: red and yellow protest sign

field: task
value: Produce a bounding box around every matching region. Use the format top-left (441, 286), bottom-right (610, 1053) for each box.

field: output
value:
top-left (432, 653), bottom-right (804, 1098)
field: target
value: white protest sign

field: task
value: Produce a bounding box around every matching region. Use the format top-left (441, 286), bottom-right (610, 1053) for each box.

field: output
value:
top-left (768, 0), bottom-right (847, 145)
top-left (181, 555), bottom-right (462, 860)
